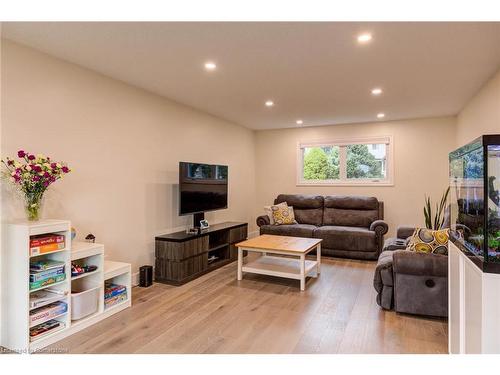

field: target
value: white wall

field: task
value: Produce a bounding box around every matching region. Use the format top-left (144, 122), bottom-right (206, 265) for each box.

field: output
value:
top-left (1, 40), bottom-right (257, 272)
top-left (457, 69), bottom-right (500, 146)
top-left (2, 37), bottom-right (498, 274)
top-left (254, 117), bottom-right (457, 236)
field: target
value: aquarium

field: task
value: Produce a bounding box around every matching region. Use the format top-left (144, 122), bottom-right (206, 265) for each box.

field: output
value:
top-left (449, 135), bottom-right (500, 273)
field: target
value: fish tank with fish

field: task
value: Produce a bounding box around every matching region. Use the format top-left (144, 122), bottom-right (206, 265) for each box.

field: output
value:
top-left (449, 134), bottom-right (500, 273)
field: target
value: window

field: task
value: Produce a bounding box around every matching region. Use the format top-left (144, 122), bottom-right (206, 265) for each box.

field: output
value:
top-left (297, 136), bottom-right (393, 185)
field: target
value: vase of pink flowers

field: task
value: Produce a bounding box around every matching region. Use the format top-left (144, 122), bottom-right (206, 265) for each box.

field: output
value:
top-left (1, 150), bottom-right (71, 221)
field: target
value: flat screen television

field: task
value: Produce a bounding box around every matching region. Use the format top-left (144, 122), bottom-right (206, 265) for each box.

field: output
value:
top-left (179, 162), bottom-right (228, 218)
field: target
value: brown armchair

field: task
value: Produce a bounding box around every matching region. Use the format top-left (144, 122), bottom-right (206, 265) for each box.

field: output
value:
top-left (373, 225), bottom-right (448, 317)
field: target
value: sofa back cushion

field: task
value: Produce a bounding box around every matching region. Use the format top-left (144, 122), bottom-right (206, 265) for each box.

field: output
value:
top-left (274, 194), bottom-right (324, 226)
top-left (323, 195), bottom-right (380, 228)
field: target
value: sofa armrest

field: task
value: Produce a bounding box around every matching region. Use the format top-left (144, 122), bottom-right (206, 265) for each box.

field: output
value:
top-left (370, 220), bottom-right (388, 235)
top-left (396, 226), bottom-right (416, 239)
top-left (373, 250), bottom-right (395, 310)
top-left (256, 215), bottom-right (270, 227)
top-left (370, 220), bottom-right (389, 236)
top-left (393, 250), bottom-right (448, 277)
top-left (370, 220), bottom-right (389, 256)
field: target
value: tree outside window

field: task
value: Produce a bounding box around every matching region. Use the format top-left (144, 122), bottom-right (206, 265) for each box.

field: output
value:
top-left (303, 146), bottom-right (339, 180)
top-left (346, 144), bottom-right (385, 179)
top-left (300, 139), bottom-right (390, 184)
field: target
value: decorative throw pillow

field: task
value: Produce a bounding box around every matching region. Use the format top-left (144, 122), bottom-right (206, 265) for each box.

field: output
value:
top-left (406, 228), bottom-right (449, 255)
top-left (271, 203), bottom-right (297, 225)
top-left (264, 202), bottom-right (287, 225)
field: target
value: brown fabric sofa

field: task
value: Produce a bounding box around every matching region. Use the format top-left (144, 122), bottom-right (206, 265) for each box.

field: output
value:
top-left (256, 194), bottom-right (388, 260)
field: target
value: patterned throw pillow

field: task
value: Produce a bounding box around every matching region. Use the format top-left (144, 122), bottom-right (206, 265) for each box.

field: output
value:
top-left (271, 203), bottom-right (297, 225)
top-left (406, 228), bottom-right (449, 255)
top-left (264, 202), bottom-right (287, 225)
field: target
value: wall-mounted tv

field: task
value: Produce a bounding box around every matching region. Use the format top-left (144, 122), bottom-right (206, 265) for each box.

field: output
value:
top-left (179, 162), bottom-right (228, 216)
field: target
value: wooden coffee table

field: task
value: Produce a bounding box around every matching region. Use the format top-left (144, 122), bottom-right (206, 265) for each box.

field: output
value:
top-left (235, 234), bottom-right (322, 291)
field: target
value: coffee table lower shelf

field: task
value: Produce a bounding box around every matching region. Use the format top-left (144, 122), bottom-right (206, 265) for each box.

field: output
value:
top-left (242, 256), bottom-right (318, 280)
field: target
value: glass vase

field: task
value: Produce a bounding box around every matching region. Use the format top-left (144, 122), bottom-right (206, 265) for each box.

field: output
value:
top-left (25, 193), bottom-right (44, 221)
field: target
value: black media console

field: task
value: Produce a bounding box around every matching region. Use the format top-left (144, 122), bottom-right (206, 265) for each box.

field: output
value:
top-left (155, 222), bottom-right (248, 285)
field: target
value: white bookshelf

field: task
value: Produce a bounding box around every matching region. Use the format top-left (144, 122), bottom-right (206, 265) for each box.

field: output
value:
top-left (1, 220), bottom-right (132, 353)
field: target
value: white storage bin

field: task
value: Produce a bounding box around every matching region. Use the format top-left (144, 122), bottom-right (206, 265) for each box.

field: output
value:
top-left (71, 286), bottom-right (100, 320)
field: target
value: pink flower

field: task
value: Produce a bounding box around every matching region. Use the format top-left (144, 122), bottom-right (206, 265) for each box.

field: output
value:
top-left (62, 166), bottom-right (70, 173)
top-left (28, 154), bottom-right (35, 161)
top-left (50, 163), bottom-right (57, 169)
top-left (17, 150), bottom-right (26, 158)
top-left (43, 172), bottom-right (51, 178)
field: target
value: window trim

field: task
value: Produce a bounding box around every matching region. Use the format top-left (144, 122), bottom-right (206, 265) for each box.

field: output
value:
top-left (296, 135), bottom-right (394, 187)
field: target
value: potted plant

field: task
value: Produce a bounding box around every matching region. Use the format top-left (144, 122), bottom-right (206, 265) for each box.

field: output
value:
top-left (423, 187), bottom-right (450, 230)
top-left (1, 150), bottom-right (71, 221)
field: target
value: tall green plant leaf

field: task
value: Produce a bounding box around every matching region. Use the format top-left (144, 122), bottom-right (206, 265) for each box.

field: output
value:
top-left (423, 187), bottom-right (450, 230)
top-left (424, 196), bottom-right (432, 229)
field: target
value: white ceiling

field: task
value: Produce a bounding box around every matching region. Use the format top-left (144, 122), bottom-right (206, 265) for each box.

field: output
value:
top-left (3, 22), bottom-right (500, 130)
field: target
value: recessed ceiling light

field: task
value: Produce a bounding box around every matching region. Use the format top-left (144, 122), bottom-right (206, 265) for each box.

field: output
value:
top-left (296, 120), bottom-right (303, 125)
top-left (357, 33), bottom-right (372, 43)
top-left (204, 61), bottom-right (217, 71)
top-left (371, 88), bottom-right (383, 95)
top-left (377, 113), bottom-right (385, 119)
top-left (265, 100), bottom-right (274, 107)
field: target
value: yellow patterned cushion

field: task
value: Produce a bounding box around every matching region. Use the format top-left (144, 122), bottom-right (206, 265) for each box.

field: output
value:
top-left (264, 202), bottom-right (287, 225)
top-left (406, 228), bottom-right (449, 255)
top-left (271, 203), bottom-right (297, 225)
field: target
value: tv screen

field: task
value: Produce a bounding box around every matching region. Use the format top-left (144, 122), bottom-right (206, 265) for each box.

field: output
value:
top-left (179, 162), bottom-right (228, 215)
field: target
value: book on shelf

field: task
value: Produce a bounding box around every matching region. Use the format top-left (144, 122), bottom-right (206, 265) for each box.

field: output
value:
top-left (29, 273), bottom-right (66, 290)
top-left (104, 283), bottom-right (126, 299)
top-left (30, 289), bottom-right (66, 309)
top-left (29, 319), bottom-right (66, 341)
top-left (30, 242), bottom-right (65, 256)
top-left (30, 259), bottom-right (65, 272)
top-left (104, 292), bottom-right (128, 308)
top-left (30, 233), bottom-right (65, 248)
top-left (30, 266), bottom-right (65, 282)
top-left (30, 301), bottom-right (68, 327)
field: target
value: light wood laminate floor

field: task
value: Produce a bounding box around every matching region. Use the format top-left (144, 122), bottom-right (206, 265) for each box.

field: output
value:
top-left (47, 256), bottom-right (448, 354)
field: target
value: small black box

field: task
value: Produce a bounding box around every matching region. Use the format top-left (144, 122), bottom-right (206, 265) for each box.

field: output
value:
top-left (139, 265), bottom-right (153, 287)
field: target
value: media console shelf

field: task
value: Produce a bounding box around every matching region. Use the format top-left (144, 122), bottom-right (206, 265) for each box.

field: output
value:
top-left (155, 222), bottom-right (248, 285)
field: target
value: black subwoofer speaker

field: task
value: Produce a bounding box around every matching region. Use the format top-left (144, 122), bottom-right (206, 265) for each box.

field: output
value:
top-left (139, 265), bottom-right (153, 287)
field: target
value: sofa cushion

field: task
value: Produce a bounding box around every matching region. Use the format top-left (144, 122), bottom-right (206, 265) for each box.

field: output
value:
top-left (264, 202), bottom-right (287, 225)
top-left (383, 237), bottom-right (408, 252)
top-left (313, 225), bottom-right (376, 252)
top-left (406, 228), bottom-right (449, 255)
top-left (260, 223), bottom-right (317, 238)
top-left (270, 204), bottom-right (297, 225)
top-left (323, 195), bottom-right (379, 227)
top-left (275, 194), bottom-right (324, 226)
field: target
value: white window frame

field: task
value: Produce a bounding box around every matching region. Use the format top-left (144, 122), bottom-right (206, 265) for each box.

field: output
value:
top-left (296, 135), bottom-right (394, 186)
